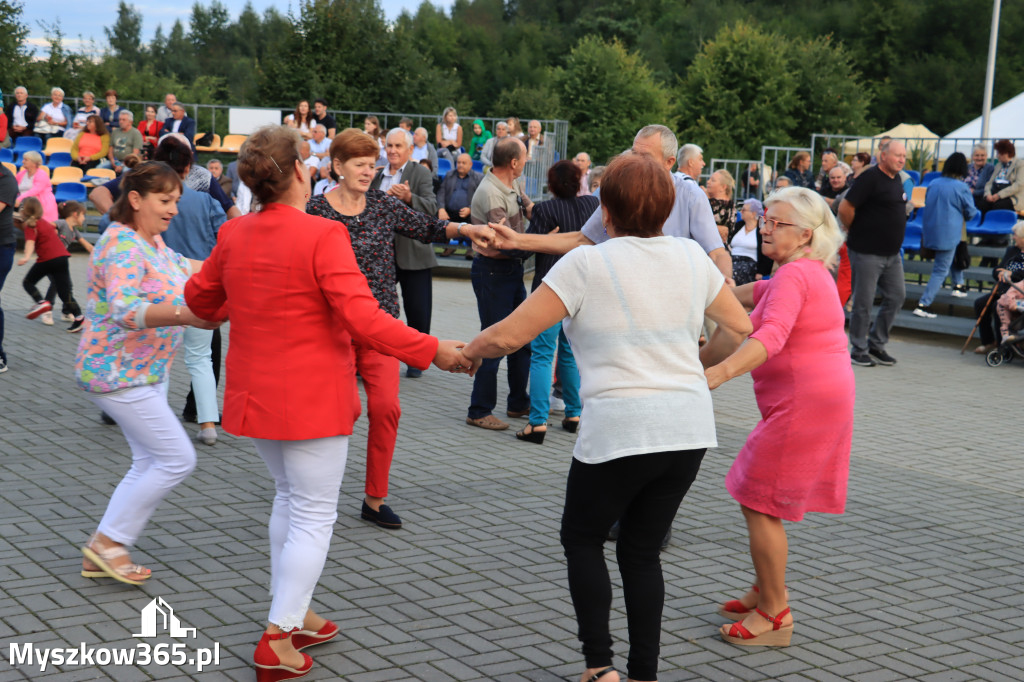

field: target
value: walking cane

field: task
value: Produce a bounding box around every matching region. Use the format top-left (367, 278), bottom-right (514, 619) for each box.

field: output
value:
top-left (961, 283), bottom-right (1000, 354)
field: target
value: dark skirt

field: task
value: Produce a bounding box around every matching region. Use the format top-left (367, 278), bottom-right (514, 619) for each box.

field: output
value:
top-left (733, 256), bottom-right (758, 285)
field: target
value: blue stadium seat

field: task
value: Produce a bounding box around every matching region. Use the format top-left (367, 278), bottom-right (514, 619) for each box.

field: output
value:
top-left (471, 159), bottom-right (484, 174)
top-left (13, 137), bottom-right (43, 155)
top-left (969, 209), bottom-right (1016, 236)
top-left (54, 182), bottom-right (88, 203)
top-left (0, 148), bottom-right (12, 164)
top-left (902, 221), bottom-right (923, 254)
top-left (47, 152), bottom-right (72, 169)
top-left (437, 157), bottom-right (452, 179)
top-left (964, 211), bottom-right (983, 234)
top-left (920, 171), bottom-right (942, 188)
top-left (904, 169), bottom-right (920, 185)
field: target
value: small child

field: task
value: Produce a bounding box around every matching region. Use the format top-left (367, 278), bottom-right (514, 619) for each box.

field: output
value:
top-left (39, 201), bottom-right (94, 325)
top-left (16, 197), bottom-right (85, 333)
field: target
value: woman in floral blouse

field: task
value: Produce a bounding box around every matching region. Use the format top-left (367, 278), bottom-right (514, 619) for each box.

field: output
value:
top-left (706, 169), bottom-right (737, 246)
top-left (76, 161), bottom-right (222, 586)
top-left (306, 128), bottom-right (492, 530)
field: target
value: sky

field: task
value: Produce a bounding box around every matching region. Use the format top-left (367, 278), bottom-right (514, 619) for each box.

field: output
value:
top-left (20, 0), bottom-right (449, 57)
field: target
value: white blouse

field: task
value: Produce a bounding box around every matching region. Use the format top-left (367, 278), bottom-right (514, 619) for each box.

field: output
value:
top-left (543, 236), bottom-right (724, 464)
top-left (730, 225), bottom-right (759, 260)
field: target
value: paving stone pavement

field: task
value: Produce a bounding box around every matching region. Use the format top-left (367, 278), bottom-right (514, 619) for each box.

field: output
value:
top-left (1, 252), bottom-right (1022, 681)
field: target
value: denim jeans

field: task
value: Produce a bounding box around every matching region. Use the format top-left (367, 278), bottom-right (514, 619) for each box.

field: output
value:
top-left (918, 247), bottom-right (964, 308)
top-left (0, 243), bottom-right (14, 362)
top-left (182, 326), bottom-right (219, 424)
top-left (529, 322), bottom-right (581, 425)
top-left (468, 257), bottom-right (531, 419)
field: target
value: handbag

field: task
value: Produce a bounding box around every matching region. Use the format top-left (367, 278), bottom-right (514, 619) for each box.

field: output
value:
top-left (954, 241), bottom-right (971, 271)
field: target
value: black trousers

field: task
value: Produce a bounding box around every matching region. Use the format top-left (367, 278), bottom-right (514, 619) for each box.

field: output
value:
top-left (975, 195), bottom-right (1015, 213)
top-left (184, 327), bottom-right (221, 419)
top-left (560, 448), bottom-right (706, 682)
top-left (396, 266), bottom-right (432, 335)
top-left (23, 256), bottom-right (81, 317)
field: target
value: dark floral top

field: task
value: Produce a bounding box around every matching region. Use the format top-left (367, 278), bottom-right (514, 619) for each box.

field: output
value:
top-left (306, 190), bottom-right (449, 317)
top-left (708, 197), bottom-right (735, 229)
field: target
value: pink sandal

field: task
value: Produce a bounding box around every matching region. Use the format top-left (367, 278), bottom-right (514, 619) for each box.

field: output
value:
top-left (80, 534), bottom-right (152, 586)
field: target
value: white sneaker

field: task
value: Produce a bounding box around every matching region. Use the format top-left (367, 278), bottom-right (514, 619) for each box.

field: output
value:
top-left (912, 306), bottom-right (937, 318)
top-left (549, 394), bottom-right (565, 413)
top-left (62, 313), bottom-right (75, 322)
top-left (950, 288), bottom-right (968, 298)
top-left (40, 311), bottom-right (54, 325)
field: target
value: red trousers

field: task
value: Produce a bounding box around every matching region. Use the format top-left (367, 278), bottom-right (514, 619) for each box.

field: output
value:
top-left (351, 342), bottom-right (402, 499)
top-left (836, 244), bottom-right (852, 306)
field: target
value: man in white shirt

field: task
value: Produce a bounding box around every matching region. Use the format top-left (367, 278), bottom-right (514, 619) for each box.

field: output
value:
top-left (308, 125), bottom-right (330, 160)
top-left (492, 126), bottom-right (732, 280)
top-left (156, 93), bottom-right (176, 123)
top-left (574, 152), bottom-right (592, 196)
top-left (480, 121), bottom-right (508, 168)
top-left (410, 127), bottom-right (439, 179)
top-left (4, 87), bottom-right (38, 142)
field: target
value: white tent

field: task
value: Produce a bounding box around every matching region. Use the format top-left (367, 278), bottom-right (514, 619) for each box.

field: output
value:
top-left (938, 91), bottom-right (1024, 158)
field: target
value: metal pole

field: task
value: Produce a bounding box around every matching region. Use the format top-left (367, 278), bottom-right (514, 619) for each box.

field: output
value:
top-left (981, 0), bottom-right (1002, 141)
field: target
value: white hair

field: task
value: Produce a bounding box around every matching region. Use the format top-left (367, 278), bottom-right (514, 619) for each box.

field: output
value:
top-left (764, 186), bottom-right (845, 268)
top-left (634, 125), bottom-right (678, 163)
top-left (1013, 221), bottom-right (1024, 239)
top-left (677, 143), bottom-right (703, 169)
top-left (495, 121), bottom-right (508, 131)
top-left (387, 127), bottom-right (414, 147)
top-left (119, 109), bottom-right (134, 122)
top-left (414, 127), bottom-right (428, 136)
top-left (973, 144), bottom-right (988, 155)
top-left (21, 151), bottom-right (43, 166)
top-left (51, 87), bottom-right (64, 97)
top-left (14, 86), bottom-right (27, 95)
top-left (315, 124), bottom-right (326, 133)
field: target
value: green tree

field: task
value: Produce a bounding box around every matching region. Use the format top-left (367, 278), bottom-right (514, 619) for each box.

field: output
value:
top-left (0, 0), bottom-right (32, 87)
top-left (104, 1), bottom-right (144, 63)
top-left (552, 36), bottom-right (671, 162)
top-left (677, 20), bottom-right (873, 160)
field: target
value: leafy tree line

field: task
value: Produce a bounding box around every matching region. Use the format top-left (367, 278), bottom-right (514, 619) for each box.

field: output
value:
top-left (2, 0), bottom-right (1020, 163)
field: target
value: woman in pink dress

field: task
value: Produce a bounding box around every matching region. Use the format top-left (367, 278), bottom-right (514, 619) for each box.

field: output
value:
top-left (705, 186), bottom-right (853, 647)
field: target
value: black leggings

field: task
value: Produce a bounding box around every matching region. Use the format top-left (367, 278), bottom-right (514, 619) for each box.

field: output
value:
top-left (560, 448), bottom-right (706, 682)
top-left (23, 256), bottom-right (81, 317)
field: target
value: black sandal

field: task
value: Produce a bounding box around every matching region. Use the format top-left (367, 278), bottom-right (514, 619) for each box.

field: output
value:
top-left (585, 667), bottom-right (616, 682)
top-left (562, 417), bottom-right (580, 433)
top-left (516, 423), bottom-right (546, 444)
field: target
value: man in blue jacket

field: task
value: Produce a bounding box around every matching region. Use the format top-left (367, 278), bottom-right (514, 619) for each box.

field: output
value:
top-left (159, 103), bottom-right (196, 151)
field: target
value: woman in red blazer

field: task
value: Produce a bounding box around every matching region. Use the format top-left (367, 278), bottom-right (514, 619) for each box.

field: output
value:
top-left (185, 125), bottom-right (470, 682)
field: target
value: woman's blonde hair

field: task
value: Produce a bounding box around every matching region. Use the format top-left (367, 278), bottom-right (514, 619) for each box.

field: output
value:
top-left (764, 186), bottom-right (845, 268)
top-left (711, 169), bottom-right (735, 199)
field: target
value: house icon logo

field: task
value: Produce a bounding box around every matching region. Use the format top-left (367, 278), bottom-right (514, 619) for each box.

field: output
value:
top-left (133, 597), bottom-right (197, 639)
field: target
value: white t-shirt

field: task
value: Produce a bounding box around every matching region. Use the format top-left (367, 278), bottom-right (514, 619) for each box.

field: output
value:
top-left (441, 123), bottom-right (460, 143)
top-left (543, 236), bottom-right (724, 464)
top-left (730, 225), bottom-right (759, 260)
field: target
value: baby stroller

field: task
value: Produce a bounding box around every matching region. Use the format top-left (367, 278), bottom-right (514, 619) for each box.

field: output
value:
top-left (986, 296), bottom-right (1024, 367)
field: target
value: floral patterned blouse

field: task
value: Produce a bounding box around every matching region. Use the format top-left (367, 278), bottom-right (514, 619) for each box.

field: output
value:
top-left (306, 190), bottom-right (449, 317)
top-left (708, 197), bottom-right (735, 229)
top-left (75, 223), bottom-right (191, 393)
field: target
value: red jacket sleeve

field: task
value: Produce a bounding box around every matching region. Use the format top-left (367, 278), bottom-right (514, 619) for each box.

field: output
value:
top-left (313, 223), bottom-right (438, 369)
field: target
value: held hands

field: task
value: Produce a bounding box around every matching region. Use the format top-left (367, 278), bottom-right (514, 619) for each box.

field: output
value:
top-left (488, 221), bottom-right (519, 250)
top-left (432, 340), bottom-right (479, 376)
top-left (462, 224), bottom-right (497, 251)
top-left (180, 307), bottom-right (226, 330)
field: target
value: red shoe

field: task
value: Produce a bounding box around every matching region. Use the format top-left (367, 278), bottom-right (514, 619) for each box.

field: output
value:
top-left (720, 607), bottom-right (794, 647)
top-left (254, 630), bottom-right (313, 682)
top-left (291, 620), bottom-right (339, 651)
top-left (26, 300), bottom-right (52, 320)
top-left (718, 585), bottom-right (758, 620)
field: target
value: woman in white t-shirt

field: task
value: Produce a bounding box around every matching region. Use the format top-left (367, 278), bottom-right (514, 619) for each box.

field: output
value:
top-left (730, 198), bottom-right (769, 285)
top-left (460, 153), bottom-right (752, 682)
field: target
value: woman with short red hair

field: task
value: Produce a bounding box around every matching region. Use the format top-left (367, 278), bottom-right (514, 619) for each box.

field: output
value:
top-left (306, 128), bottom-right (494, 530)
top-left (461, 153), bottom-right (752, 682)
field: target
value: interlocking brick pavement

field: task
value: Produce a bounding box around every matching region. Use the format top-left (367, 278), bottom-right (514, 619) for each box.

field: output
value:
top-left (0, 253), bottom-right (1021, 680)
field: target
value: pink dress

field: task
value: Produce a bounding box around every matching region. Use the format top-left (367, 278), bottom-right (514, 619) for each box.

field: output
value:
top-left (725, 258), bottom-right (854, 522)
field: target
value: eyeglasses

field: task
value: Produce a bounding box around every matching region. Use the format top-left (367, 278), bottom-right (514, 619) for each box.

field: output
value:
top-left (761, 217), bottom-right (804, 233)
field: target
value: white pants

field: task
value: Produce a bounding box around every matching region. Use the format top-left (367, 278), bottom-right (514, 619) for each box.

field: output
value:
top-left (254, 436), bottom-right (349, 631)
top-left (182, 326), bottom-right (218, 424)
top-left (89, 384), bottom-right (197, 545)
